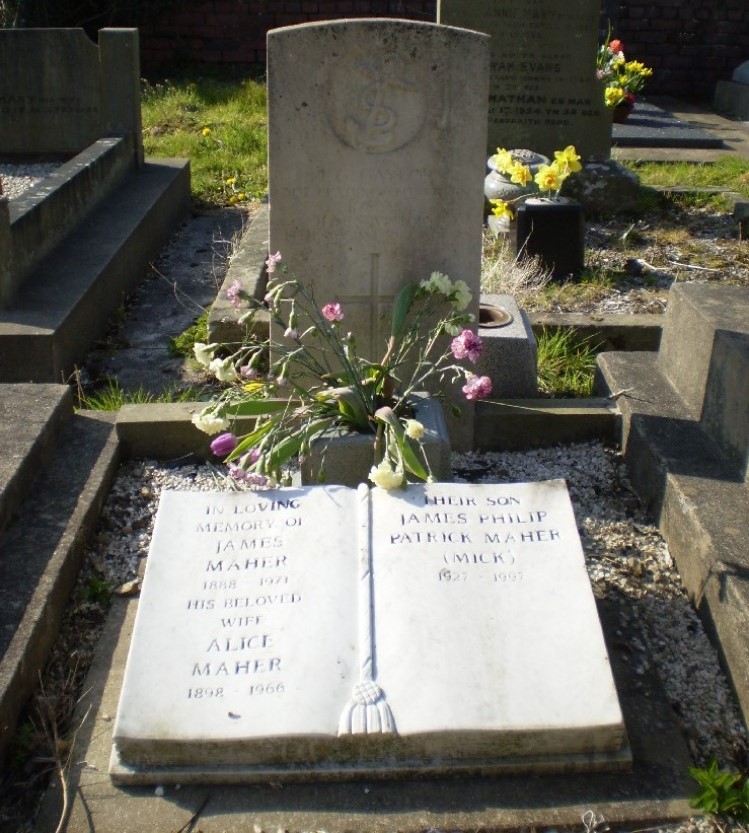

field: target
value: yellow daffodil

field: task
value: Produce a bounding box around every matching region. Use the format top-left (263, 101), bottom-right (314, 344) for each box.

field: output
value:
top-left (490, 199), bottom-right (514, 221)
top-left (225, 176), bottom-right (236, 186)
top-left (201, 126), bottom-right (211, 137)
top-left (553, 145), bottom-right (582, 174)
top-left (492, 148), bottom-right (515, 176)
top-left (605, 86), bottom-right (625, 107)
top-left (509, 162), bottom-right (533, 186)
top-left (534, 163), bottom-right (564, 194)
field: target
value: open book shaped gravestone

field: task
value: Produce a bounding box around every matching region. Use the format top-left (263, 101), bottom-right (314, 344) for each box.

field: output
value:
top-left (110, 481), bottom-right (630, 783)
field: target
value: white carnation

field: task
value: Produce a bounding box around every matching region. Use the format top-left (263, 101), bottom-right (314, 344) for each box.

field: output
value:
top-left (368, 460), bottom-right (404, 490)
top-left (193, 342), bottom-right (218, 367)
top-left (209, 356), bottom-right (238, 383)
top-left (191, 411), bottom-right (230, 435)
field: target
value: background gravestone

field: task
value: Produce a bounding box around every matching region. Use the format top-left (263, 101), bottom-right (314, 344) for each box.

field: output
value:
top-left (438, 0), bottom-right (610, 161)
top-left (267, 19), bottom-right (489, 362)
top-left (0, 28), bottom-right (143, 163)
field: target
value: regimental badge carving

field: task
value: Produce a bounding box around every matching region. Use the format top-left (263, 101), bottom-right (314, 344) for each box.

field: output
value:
top-left (327, 48), bottom-right (427, 153)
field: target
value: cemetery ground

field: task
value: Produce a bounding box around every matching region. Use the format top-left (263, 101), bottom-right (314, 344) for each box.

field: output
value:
top-left (1, 79), bottom-right (749, 831)
top-left (2, 209), bottom-right (749, 831)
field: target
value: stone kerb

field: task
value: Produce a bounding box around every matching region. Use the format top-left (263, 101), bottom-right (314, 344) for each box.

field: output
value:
top-left (0, 28), bottom-right (143, 164)
top-left (438, 0), bottom-right (610, 161)
top-left (1, 137), bottom-right (134, 308)
top-left (266, 19), bottom-right (489, 364)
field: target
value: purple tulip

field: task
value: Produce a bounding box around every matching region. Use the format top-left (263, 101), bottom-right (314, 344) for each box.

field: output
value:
top-left (210, 432), bottom-right (238, 457)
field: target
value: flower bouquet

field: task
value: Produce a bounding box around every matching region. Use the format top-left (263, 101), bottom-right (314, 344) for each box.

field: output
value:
top-left (488, 145), bottom-right (582, 223)
top-left (191, 255), bottom-right (492, 490)
top-left (596, 36), bottom-right (653, 112)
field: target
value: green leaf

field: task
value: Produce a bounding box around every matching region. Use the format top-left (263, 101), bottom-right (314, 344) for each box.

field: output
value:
top-left (391, 283), bottom-right (417, 337)
top-left (226, 418), bottom-right (276, 461)
top-left (373, 406), bottom-right (430, 482)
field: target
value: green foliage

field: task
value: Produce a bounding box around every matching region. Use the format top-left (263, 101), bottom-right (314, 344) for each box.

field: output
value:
top-left (689, 760), bottom-right (749, 822)
top-left (169, 311), bottom-right (209, 357)
top-left (141, 77), bottom-right (268, 207)
top-left (537, 327), bottom-right (602, 398)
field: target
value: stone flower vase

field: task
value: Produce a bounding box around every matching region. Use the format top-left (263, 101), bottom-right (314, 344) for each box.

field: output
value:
top-left (300, 394), bottom-right (451, 487)
top-left (484, 149), bottom-right (550, 230)
top-left (513, 197), bottom-right (585, 281)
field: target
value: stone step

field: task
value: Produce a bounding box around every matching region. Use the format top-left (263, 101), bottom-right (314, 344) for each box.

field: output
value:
top-left (657, 283), bottom-right (749, 481)
top-left (2, 136), bottom-right (134, 306)
top-left (0, 384), bottom-right (74, 534)
top-left (0, 158), bottom-right (190, 383)
top-left (0, 406), bottom-right (119, 769)
top-left (595, 348), bottom-right (749, 728)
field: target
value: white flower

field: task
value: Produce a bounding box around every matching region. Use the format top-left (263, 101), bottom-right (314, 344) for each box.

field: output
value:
top-left (192, 410), bottom-right (230, 435)
top-left (452, 279), bottom-right (472, 311)
top-left (193, 342), bottom-right (218, 367)
top-left (209, 356), bottom-right (238, 383)
top-left (404, 419), bottom-right (425, 440)
top-left (420, 271), bottom-right (452, 296)
top-left (368, 460), bottom-right (404, 490)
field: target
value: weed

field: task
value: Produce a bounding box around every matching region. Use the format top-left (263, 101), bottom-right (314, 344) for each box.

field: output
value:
top-left (536, 327), bottom-right (602, 397)
top-left (689, 760), bottom-right (749, 823)
top-left (80, 574), bottom-right (112, 606)
top-left (170, 310), bottom-right (209, 357)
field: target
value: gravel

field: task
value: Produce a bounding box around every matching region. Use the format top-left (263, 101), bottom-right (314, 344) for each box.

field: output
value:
top-left (0, 162), bottom-right (61, 199)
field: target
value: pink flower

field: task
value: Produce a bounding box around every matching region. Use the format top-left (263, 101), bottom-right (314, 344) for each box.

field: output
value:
top-left (265, 251), bottom-right (282, 274)
top-left (284, 326), bottom-right (299, 340)
top-left (240, 365), bottom-right (259, 379)
top-left (462, 373), bottom-right (492, 401)
top-left (451, 329), bottom-right (483, 364)
top-left (228, 463), bottom-right (267, 487)
top-left (226, 279), bottom-right (242, 308)
top-left (210, 432), bottom-right (238, 457)
top-left (321, 302), bottom-right (344, 322)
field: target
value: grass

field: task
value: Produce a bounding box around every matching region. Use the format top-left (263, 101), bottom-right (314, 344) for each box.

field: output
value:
top-left (622, 157), bottom-right (749, 199)
top-left (536, 328), bottom-right (603, 397)
top-left (76, 379), bottom-right (206, 411)
top-left (141, 77), bottom-right (268, 207)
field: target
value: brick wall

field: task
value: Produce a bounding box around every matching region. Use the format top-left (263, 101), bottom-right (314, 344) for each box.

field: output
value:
top-left (606, 0), bottom-right (749, 100)
top-left (139, 0), bottom-right (748, 101)
top-left (139, 0), bottom-right (436, 73)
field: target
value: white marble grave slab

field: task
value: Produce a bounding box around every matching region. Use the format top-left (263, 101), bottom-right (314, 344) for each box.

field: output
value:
top-left (111, 481), bottom-right (629, 783)
top-left (112, 487), bottom-right (362, 769)
top-left (370, 480), bottom-right (626, 759)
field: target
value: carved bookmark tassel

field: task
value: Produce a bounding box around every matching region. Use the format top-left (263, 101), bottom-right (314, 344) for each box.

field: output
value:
top-left (338, 485), bottom-right (396, 736)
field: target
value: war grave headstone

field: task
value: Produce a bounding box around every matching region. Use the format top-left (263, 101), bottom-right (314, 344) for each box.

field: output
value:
top-left (266, 20), bottom-right (488, 362)
top-left (437, 0), bottom-right (610, 161)
top-left (110, 480), bottom-right (628, 782)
